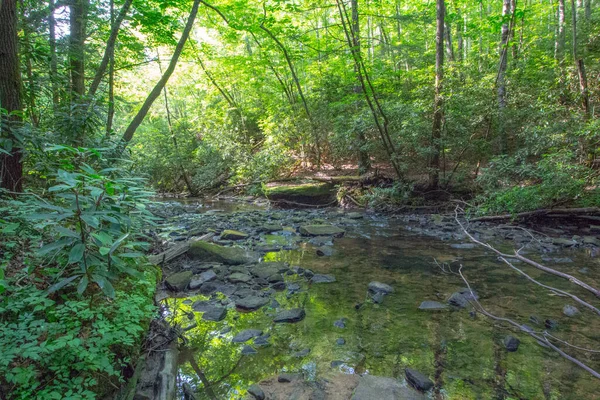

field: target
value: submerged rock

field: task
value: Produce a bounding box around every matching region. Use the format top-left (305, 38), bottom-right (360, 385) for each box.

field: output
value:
top-left (278, 373), bottom-right (302, 383)
top-left (189, 270), bottom-right (217, 290)
top-left (316, 246), bottom-right (334, 256)
top-left (368, 281), bottom-right (394, 294)
top-left (545, 319), bottom-right (559, 330)
top-left (273, 308), bottom-right (306, 323)
top-left (450, 243), bottom-right (476, 249)
top-left (563, 305), bottom-right (580, 317)
top-left (247, 384), bottom-right (265, 400)
top-left (336, 338), bottom-right (346, 345)
top-left (241, 345), bottom-right (258, 355)
top-left (333, 318), bottom-right (347, 328)
top-left (252, 262), bottom-right (286, 279)
top-left (232, 329), bottom-right (263, 343)
top-left (405, 368), bottom-right (433, 392)
top-left (300, 224), bottom-right (345, 237)
top-left (235, 296), bottom-right (269, 311)
top-left (165, 271), bottom-right (193, 291)
top-left (352, 375), bottom-right (424, 400)
top-left (448, 288), bottom-right (478, 308)
top-left (221, 229), bottom-right (249, 240)
top-left (202, 306), bottom-right (227, 322)
top-left (311, 274), bottom-right (336, 283)
top-left (188, 241), bottom-right (254, 265)
top-left (418, 301), bottom-right (448, 311)
top-left (293, 348), bottom-right (311, 357)
top-left (228, 272), bottom-right (253, 283)
top-left (504, 335), bottom-right (520, 352)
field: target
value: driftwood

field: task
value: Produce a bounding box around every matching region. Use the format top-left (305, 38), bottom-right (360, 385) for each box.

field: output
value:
top-left (470, 207), bottom-right (600, 222)
top-left (148, 233), bottom-right (213, 265)
top-left (455, 210), bottom-right (600, 298)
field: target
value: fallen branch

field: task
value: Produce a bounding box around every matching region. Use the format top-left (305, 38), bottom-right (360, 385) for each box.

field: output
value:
top-left (456, 208), bottom-right (600, 298)
top-left (470, 207), bottom-right (600, 222)
top-left (457, 266), bottom-right (600, 380)
top-left (149, 233), bottom-right (213, 265)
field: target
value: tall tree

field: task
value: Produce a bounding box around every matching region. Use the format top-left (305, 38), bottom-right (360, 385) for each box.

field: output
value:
top-left (497, 0), bottom-right (512, 154)
top-left (570, 0), bottom-right (590, 119)
top-left (351, 0), bottom-right (371, 175)
top-left (122, 0), bottom-right (202, 143)
top-left (429, 0), bottom-right (445, 189)
top-left (48, 0), bottom-right (60, 111)
top-left (0, 0), bottom-right (23, 193)
top-left (556, 0), bottom-right (566, 102)
top-left (69, 0), bottom-right (88, 99)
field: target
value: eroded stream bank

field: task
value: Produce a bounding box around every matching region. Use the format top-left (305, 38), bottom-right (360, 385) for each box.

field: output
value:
top-left (136, 199), bottom-right (600, 400)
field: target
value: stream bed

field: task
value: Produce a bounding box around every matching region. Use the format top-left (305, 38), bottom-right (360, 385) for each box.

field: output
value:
top-left (152, 199), bottom-right (600, 400)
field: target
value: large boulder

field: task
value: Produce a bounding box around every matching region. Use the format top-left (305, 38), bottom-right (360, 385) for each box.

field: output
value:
top-left (351, 375), bottom-right (424, 400)
top-left (300, 225), bottom-right (345, 237)
top-left (405, 368), bottom-right (433, 392)
top-left (265, 183), bottom-right (336, 206)
top-left (235, 296), bottom-right (269, 311)
top-left (188, 241), bottom-right (254, 265)
top-left (165, 271), bottom-right (193, 291)
top-left (273, 308), bottom-right (306, 323)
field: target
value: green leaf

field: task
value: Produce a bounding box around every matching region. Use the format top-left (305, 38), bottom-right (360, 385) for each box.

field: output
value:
top-left (92, 275), bottom-right (115, 298)
top-left (68, 244), bottom-right (85, 264)
top-left (120, 252), bottom-right (145, 258)
top-left (99, 247), bottom-right (110, 256)
top-left (109, 233), bottom-right (129, 255)
top-left (77, 275), bottom-right (89, 295)
top-left (37, 238), bottom-right (73, 256)
top-left (47, 275), bottom-right (79, 294)
top-left (80, 214), bottom-right (100, 228)
top-left (55, 226), bottom-right (79, 238)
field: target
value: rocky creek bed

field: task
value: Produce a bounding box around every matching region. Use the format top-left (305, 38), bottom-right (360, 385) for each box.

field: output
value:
top-left (140, 198), bottom-right (600, 399)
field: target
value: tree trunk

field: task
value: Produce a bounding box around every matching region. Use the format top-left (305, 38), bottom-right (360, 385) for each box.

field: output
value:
top-left (556, 0), bottom-right (566, 103)
top-left (497, 0), bottom-right (512, 155)
top-left (69, 0), bottom-right (88, 99)
top-left (351, 0), bottom-right (371, 175)
top-left (0, 0), bottom-right (23, 193)
top-left (570, 0), bottom-right (590, 118)
top-left (20, 0), bottom-right (39, 126)
top-left (429, 0), bottom-right (445, 189)
top-left (122, 0), bottom-right (201, 143)
top-left (106, 0), bottom-right (116, 136)
top-left (444, 21), bottom-right (454, 62)
top-left (48, 0), bottom-right (60, 111)
top-left (87, 0), bottom-right (133, 98)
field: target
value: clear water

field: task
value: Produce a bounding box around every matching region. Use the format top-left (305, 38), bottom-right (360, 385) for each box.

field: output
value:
top-left (162, 205), bottom-right (600, 400)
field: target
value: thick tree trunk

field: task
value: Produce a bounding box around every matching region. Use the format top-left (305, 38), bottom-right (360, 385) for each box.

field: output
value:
top-left (571, 0), bottom-right (590, 118)
top-left (351, 0), bottom-right (371, 175)
top-left (429, 0), bottom-right (445, 189)
top-left (556, 0), bottom-right (567, 103)
top-left (0, 0), bottom-right (23, 193)
top-left (87, 0), bottom-right (133, 98)
top-left (122, 0), bottom-right (201, 143)
top-left (69, 0), bottom-right (88, 99)
top-left (106, 0), bottom-right (116, 135)
top-left (48, 0), bottom-right (60, 111)
top-left (497, 0), bottom-right (512, 155)
top-left (20, 0), bottom-right (39, 126)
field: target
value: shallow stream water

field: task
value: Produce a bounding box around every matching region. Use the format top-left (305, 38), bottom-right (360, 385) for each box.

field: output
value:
top-left (155, 200), bottom-right (600, 400)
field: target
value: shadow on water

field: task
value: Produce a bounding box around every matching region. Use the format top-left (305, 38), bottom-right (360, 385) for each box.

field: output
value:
top-left (161, 205), bottom-right (600, 400)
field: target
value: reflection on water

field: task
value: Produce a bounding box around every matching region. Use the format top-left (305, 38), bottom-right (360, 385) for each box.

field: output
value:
top-left (166, 212), bottom-right (600, 400)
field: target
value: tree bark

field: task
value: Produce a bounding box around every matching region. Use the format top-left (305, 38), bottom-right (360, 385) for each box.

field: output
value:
top-left (106, 0), bottom-right (116, 135)
top-left (87, 0), bottom-right (133, 99)
top-left (429, 0), bottom-right (445, 189)
top-left (48, 0), bottom-right (60, 111)
top-left (122, 0), bottom-right (201, 143)
top-left (556, 0), bottom-right (566, 102)
top-left (0, 0), bottom-right (23, 193)
top-left (571, 0), bottom-right (590, 118)
top-left (69, 0), bottom-right (88, 99)
top-left (351, 0), bottom-right (371, 175)
top-left (497, 0), bottom-right (512, 154)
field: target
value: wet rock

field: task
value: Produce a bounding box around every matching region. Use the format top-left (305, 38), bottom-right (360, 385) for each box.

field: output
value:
top-left (308, 237), bottom-right (334, 246)
top-left (405, 368), bottom-right (434, 392)
top-left (450, 243), bottom-right (476, 249)
top-left (311, 274), bottom-right (336, 283)
top-left (448, 288), bottom-right (479, 308)
top-left (287, 283), bottom-right (301, 293)
top-left (220, 326), bottom-right (232, 334)
top-left (271, 281), bottom-right (286, 291)
top-left (235, 296), bottom-right (269, 311)
top-left (352, 375), bottom-right (425, 400)
top-left (293, 348), bottom-right (310, 357)
top-left (221, 229), bottom-right (249, 240)
top-left (563, 305), bottom-right (580, 317)
top-left (551, 238), bottom-right (577, 247)
top-left (371, 292), bottom-right (385, 304)
top-left (271, 299), bottom-right (280, 308)
top-left (303, 269), bottom-right (315, 278)
top-left (418, 301), bottom-right (448, 311)
top-left (267, 274), bottom-right (283, 283)
top-left (189, 270), bottom-right (217, 290)
top-left (545, 319), bottom-right (559, 330)
top-left (330, 360), bottom-right (344, 368)
top-left (336, 338), bottom-right (346, 345)
top-left (316, 246), bottom-right (333, 256)
top-left (165, 271), bottom-right (193, 291)
top-left (579, 267), bottom-right (590, 274)
top-left (333, 318), bottom-right (347, 328)
top-left (228, 272), bottom-right (253, 283)
top-left (299, 225), bottom-right (345, 237)
top-left (202, 306), bottom-right (227, 322)
top-left (261, 224), bottom-right (282, 233)
top-left (247, 384), bottom-right (265, 400)
top-left (504, 335), bottom-right (520, 352)
top-left (232, 329), bottom-right (263, 343)
top-left (253, 336), bottom-right (270, 347)
top-left (368, 281), bottom-right (394, 294)
top-left (188, 241), bottom-right (254, 265)
top-left (583, 236), bottom-right (600, 246)
top-left (346, 212), bottom-right (363, 219)
top-left (252, 262), bottom-right (286, 279)
top-left (278, 373), bottom-right (302, 383)
top-left (273, 308), bottom-right (306, 323)
top-left (235, 288), bottom-right (256, 298)
top-left (241, 345), bottom-right (258, 355)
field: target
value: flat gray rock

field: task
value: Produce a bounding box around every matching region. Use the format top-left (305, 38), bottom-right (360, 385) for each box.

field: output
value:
top-left (165, 271), bottom-right (193, 291)
top-left (273, 308), bottom-right (306, 323)
top-left (235, 296), bottom-right (269, 311)
top-left (351, 375), bottom-right (424, 400)
top-left (418, 301), bottom-right (448, 310)
top-left (189, 270), bottom-right (218, 289)
top-left (300, 225), bottom-right (345, 237)
top-left (202, 306), bottom-right (227, 322)
top-left (228, 272), bottom-right (252, 283)
top-left (368, 281), bottom-right (394, 294)
top-left (232, 329), bottom-right (263, 343)
top-left (405, 368), bottom-right (434, 392)
top-left (311, 274), bottom-right (336, 283)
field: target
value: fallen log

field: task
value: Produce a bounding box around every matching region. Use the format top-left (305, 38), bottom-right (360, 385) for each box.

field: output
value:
top-left (148, 233), bottom-right (213, 265)
top-left (470, 207), bottom-right (600, 222)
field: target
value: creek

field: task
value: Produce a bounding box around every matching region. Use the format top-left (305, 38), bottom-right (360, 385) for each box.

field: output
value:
top-left (151, 198), bottom-right (600, 400)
